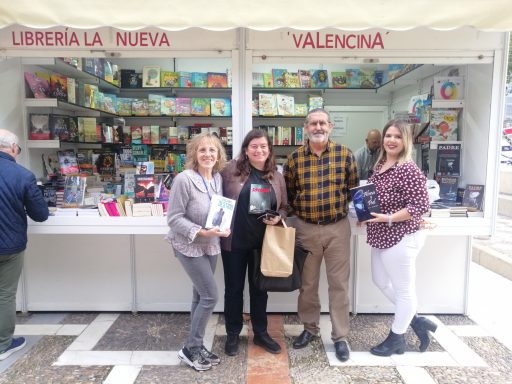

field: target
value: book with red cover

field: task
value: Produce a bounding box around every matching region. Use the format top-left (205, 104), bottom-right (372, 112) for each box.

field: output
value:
top-left (207, 72), bottom-right (228, 88)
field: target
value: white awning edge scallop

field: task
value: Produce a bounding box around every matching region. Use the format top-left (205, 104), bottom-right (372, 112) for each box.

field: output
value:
top-left (1, 0), bottom-right (512, 32)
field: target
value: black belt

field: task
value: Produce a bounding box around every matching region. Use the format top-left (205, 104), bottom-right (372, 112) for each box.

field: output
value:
top-left (302, 213), bottom-right (346, 225)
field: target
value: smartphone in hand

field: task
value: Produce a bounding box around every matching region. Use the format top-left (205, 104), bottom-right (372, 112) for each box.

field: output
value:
top-left (257, 209), bottom-right (280, 221)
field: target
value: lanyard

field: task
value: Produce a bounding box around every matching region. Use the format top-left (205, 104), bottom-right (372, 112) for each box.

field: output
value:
top-left (199, 173), bottom-right (216, 200)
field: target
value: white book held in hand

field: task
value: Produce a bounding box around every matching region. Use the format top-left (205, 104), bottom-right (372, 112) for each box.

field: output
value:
top-left (205, 195), bottom-right (236, 231)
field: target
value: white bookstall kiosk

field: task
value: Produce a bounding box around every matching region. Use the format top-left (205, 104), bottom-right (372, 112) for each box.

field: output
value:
top-left (0, 25), bottom-right (507, 314)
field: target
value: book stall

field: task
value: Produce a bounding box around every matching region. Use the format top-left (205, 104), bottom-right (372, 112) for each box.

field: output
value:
top-left (0, 4), bottom-right (509, 314)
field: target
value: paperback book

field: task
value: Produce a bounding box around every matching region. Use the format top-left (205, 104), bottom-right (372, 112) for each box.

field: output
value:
top-left (134, 175), bottom-right (155, 203)
top-left (57, 149), bottom-right (80, 175)
top-left (436, 143), bottom-right (461, 177)
top-left (62, 175), bottom-right (87, 208)
top-left (462, 184), bottom-right (485, 211)
top-left (249, 183), bottom-right (272, 214)
top-left (205, 195), bottom-right (236, 231)
top-left (429, 109), bottom-right (459, 141)
top-left (49, 114), bottom-right (69, 141)
top-left (207, 72), bottom-right (228, 88)
top-left (350, 183), bottom-right (381, 222)
top-left (211, 98), bottom-right (231, 116)
top-left (29, 114), bottom-right (50, 140)
top-left (142, 66), bottom-right (161, 87)
top-left (438, 176), bottom-right (459, 201)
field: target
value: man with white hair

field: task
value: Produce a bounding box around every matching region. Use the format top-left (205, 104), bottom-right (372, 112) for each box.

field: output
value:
top-left (0, 129), bottom-right (49, 360)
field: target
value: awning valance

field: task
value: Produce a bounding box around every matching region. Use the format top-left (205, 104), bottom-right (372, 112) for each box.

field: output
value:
top-left (0, 0), bottom-right (512, 31)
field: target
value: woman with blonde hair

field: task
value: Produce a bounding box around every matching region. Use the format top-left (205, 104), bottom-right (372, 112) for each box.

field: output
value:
top-left (166, 133), bottom-right (230, 371)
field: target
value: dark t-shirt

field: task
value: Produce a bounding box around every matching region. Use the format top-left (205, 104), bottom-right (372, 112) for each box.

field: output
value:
top-left (231, 168), bottom-right (277, 250)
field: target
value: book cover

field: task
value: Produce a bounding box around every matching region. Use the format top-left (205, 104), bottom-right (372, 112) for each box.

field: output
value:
top-left (284, 72), bottom-right (300, 88)
top-left (134, 175), bottom-right (155, 203)
top-left (462, 184), bottom-right (485, 211)
top-left (62, 175), bottom-right (87, 208)
top-left (252, 99), bottom-right (259, 116)
top-left (160, 71), bottom-right (179, 87)
top-left (176, 97), bottom-right (192, 115)
top-left (123, 169), bottom-right (136, 197)
top-left (76, 149), bottom-right (94, 176)
top-left (177, 126), bottom-right (190, 143)
top-left (151, 146), bottom-right (168, 173)
top-left (131, 126), bottom-right (143, 144)
top-left (205, 195), bottom-right (236, 231)
top-left (57, 149), bottom-right (80, 175)
top-left (150, 125), bottom-right (160, 144)
top-left (50, 74), bottom-right (67, 100)
top-left (136, 161), bottom-right (155, 175)
top-left (295, 126), bottom-right (304, 145)
top-left (96, 152), bottom-right (116, 176)
top-left (272, 69), bottom-right (287, 88)
top-left (298, 70), bottom-right (311, 88)
top-left (154, 173), bottom-right (171, 202)
top-left (350, 183), bottom-right (381, 222)
top-left (24, 72), bottom-right (50, 98)
top-left (82, 117), bottom-right (98, 143)
top-left (191, 98), bottom-right (211, 116)
top-left (429, 109), bottom-right (459, 141)
top-left (262, 73), bottom-right (273, 88)
top-left (436, 143), bottom-right (461, 177)
top-left (331, 71), bottom-right (348, 88)
top-left (119, 145), bottom-right (134, 167)
top-left (346, 68), bottom-right (361, 88)
top-left (308, 96), bottom-right (324, 111)
top-left (83, 84), bottom-right (99, 108)
top-left (102, 123), bottom-right (114, 143)
top-left (148, 94), bottom-right (163, 116)
top-left (438, 176), bottom-right (459, 201)
top-left (276, 94), bottom-right (295, 116)
top-left (42, 184), bottom-right (58, 207)
top-left (132, 99), bottom-right (149, 116)
top-left (207, 72), bottom-right (228, 88)
top-left (159, 126), bottom-right (170, 144)
top-left (49, 114), bottom-right (69, 141)
top-left (249, 183), bottom-right (272, 214)
top-left (178, 71), bottom-right (192, 88)
top-left (117, 98), bottom-right (133, 116)
top-left (281, 127), bottom-right (292, 145)
top-left (29, 114), bottom-right (50, 140)
top-left (120, 69), bottom-right (136, 88)
top-left (142, 66), bottom-right (161, 87)
top-left (191, 72), bottom-right (208, 88)
top-left (211, 98), bottom-right (231, 116)
top-left (311, 70), bottom-right (329, 88)
top-left (102, 93), bottom-right (117, 114)
top-left (252, 73), bottom-right (264, 88)
top-left (434, 76), bottom-right (464, 100)
top-left (294, 104), bottom-right (308, 117)
top-left (161, 97), bottom-right (177, 116)
top-left (258, 93), bottom-right (278, 116)
top-left (359, 68), bottom-right (376, 88)
top-left (132, 144), bottom-right (149, 162)
top-left (142, 126), bottom-right (152, 144)
top-left (168, 126), bottom-right (178, 144)
top-left (67, 117), bottom-right (79, 143)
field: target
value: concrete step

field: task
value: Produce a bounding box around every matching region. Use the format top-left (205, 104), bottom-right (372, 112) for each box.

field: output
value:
top-left (498, 193), bottom-right (512, 217)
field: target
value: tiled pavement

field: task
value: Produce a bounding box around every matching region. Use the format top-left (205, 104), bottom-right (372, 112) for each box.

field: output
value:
top-left (1, 262), bottom-right (512, 384)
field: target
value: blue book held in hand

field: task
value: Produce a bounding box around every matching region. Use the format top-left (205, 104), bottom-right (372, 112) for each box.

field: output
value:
top-left (350, 183), bottom-right (381, 222)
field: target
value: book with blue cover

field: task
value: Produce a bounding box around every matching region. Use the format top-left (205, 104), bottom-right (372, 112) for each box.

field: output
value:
top-left (350, 183), bottom-right (381, 222)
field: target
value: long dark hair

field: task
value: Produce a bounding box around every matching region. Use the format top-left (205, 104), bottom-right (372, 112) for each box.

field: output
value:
top-left (235, 129), bottom-right (276, 180)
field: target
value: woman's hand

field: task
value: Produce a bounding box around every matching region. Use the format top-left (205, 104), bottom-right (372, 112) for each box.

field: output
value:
top-left (263, 215), bottom-right (281, 226)
top-left (365, 212), bottom-right (389, 224)
top-left (200, 228), bottom-right (231, 238)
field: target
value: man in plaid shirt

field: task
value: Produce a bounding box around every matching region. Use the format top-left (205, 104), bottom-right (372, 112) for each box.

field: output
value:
top-left (283, 108), bottom-right (358, 362)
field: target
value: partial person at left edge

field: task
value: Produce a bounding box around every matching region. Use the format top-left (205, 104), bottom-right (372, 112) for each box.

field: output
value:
top-left (0, 128), bottom-right (49, 361)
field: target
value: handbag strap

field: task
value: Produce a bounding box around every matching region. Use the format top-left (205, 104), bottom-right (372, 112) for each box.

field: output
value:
top-left (281, 218), bottom-right (288, 228)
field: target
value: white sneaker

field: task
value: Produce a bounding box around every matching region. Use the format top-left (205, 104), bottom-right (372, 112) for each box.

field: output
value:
top-left (178, 346), bottom-right (212, 371)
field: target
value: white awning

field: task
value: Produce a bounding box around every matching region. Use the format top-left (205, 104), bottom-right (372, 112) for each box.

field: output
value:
top-left (0, 0), bottom-right (511, 31)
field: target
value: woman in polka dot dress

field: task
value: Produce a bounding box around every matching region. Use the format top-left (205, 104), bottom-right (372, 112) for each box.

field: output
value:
top-left (364, 119), bottom-right (436, 356)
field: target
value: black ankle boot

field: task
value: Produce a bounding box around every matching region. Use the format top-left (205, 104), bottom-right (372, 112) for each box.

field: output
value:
top-left (370, 330), bottom-right (406, 356)
top-left (410, 316), bottom-right (438, 352)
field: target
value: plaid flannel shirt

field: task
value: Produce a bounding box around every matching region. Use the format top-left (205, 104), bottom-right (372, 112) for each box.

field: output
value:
top-left (283, 140), bottom-right (359, 223)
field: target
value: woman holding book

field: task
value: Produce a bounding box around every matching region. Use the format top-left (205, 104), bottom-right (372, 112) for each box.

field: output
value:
top-left (363, 119), bottom-right (434, 356)
top-left (220, 129), bottom-right (288, 356)
top-left (166, 132), bottom-right (230, 371)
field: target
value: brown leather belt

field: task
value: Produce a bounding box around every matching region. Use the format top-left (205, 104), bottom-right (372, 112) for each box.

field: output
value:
top-left (302, 213), bottom-right (346, 225)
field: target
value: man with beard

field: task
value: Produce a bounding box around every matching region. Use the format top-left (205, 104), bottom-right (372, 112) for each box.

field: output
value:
top-left (283, 108), bottom-right (358, 362)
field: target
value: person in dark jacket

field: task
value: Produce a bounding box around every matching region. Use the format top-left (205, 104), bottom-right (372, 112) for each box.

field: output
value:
top-left (0, 129), bottom-right (49, 361)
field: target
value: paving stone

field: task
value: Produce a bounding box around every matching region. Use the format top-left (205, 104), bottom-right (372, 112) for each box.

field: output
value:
top-left (436, 315), bottom-right (475, 326)
top-left (60, 312), bottom-right (99, 325)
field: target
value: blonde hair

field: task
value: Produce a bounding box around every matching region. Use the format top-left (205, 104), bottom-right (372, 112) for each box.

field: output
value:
top-left (185, 133), bottom-right (227, 173)
top-left (374, 119), bottom-right (413, 166)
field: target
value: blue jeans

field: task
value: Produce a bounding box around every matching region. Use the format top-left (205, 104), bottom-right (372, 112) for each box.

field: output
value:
top-left (221, 249), bottom-right (268, 336)
top-left (174, 250), bottom-right (218, 350)
top-left (0, 251), bottom-right (24, 352)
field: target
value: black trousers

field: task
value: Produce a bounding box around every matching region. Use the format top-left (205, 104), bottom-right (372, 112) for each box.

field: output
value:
top-left (221, 248), bottom-right (268, 336)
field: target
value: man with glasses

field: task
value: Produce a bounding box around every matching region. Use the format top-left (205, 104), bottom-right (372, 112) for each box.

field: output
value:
top-left (283, 109), bottom-right (359, 362)
top-left (0, 129), bottom-right (49, 361)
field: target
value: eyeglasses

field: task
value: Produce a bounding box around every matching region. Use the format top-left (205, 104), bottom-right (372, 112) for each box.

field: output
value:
top-left (14, 144), bottom-right (21, 155)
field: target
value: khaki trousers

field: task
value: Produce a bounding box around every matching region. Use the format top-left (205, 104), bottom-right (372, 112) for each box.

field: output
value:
top-left (294, 217), bottom-right (351, 342)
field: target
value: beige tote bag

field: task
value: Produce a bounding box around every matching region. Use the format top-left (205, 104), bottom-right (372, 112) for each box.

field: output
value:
top-left (260, 219), bottom-right (295, 277)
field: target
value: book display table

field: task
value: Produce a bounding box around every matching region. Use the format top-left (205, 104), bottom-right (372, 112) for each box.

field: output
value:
top-left (21, 216), bottom-right (491, 314)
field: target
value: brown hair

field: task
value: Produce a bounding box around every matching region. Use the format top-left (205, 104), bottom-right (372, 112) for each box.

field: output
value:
top-left (185, 132), bottom-right (227, 173)
top-left (235, 129), bottom-right (276, 180)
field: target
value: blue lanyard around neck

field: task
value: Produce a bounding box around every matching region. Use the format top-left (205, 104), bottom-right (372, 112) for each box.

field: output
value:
top-left (199, 173), bottom-right (216, 200)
